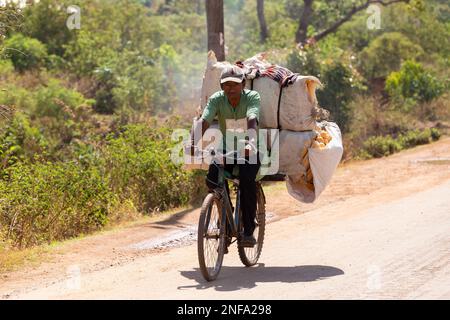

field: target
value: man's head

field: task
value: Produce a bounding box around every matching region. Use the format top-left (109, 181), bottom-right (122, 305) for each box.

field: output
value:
top-left (220, 65), bottom-right (246, 100)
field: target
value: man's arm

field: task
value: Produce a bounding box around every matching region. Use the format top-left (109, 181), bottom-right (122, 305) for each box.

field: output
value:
top-left (247, 117), bottom-right (257, 131)
top-left (188, 118), bottom-right (212, 156)
top-left (246, 91), bottom-right (260, 140)
top-left (190, 118), bottom-right (210, 146)
top-left (245, 117), bottom-right (258, 156)
top-left (245, 91), bottom-right (261, 156)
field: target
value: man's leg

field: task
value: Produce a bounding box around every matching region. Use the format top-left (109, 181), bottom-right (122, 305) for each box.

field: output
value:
top-left (205, 163), bottom-right (234, 191)
top-left (205, 162), bottom-right (234, 254)
top-left (205, 163), bottom-right (219, 191)
top-left (238, 155), bottom-right (261, 237)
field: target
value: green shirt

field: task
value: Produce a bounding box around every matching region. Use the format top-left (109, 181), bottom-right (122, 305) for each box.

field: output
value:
top-left (201, 89), bottom-right (260, 134)
top-left (201, 89), bottom-right (260, 153)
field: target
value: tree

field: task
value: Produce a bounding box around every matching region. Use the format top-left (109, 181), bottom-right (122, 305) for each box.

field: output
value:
top-left (256, 0), bottom-right (269, 43)
top-left (205, 0), bottom-right (225, 61)
top-left (21, 0), bottom-right (74, 56)
top-left (295, 0), bottom-right (411, 46)
top-left (4, 34), bottom-right (48, 72)
top-left (385, 60), bottom-right (443, 103)
top-left (359, 32), bottom-right (424, 80)
top-left (0, 4), bottom-right (23, 55)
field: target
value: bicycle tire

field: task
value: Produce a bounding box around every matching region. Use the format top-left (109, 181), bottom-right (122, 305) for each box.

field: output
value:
top-left (197, 192), bottom-right (226, 281)
top-left (238, 182), bottom-right (266, 267)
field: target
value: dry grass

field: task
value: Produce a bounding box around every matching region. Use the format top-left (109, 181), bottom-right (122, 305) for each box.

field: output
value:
top-left (0, 104), bottom-right (13, 121)
top-left (342, 94), bottom-right (450, 160)
top-left (0, 241), bottom-right (52, 274)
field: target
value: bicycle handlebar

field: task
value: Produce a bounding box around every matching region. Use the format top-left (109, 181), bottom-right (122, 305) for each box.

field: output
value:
top-left (187, 140), bottom-right (257, 165)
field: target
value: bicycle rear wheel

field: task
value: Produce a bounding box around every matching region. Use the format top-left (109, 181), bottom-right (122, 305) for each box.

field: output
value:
top-left (197, 192), bottom-right (226, 281)
top-left (238, 182), bottom-right (266, 266)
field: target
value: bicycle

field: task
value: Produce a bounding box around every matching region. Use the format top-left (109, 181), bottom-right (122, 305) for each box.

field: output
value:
top-left (195, 146), bottom-right (267, 281)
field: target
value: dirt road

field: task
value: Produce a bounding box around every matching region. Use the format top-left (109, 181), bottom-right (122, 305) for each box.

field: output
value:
top-left (1, 138), bottom-right (450, 299)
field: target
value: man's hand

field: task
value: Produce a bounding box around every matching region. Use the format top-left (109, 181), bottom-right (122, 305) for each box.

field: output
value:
top-left (245, 117), bottom-right (258, 158)
top-left (244, 144), bottom-right (253, 158)
top-left (242, 138), bottom-right (257, 158)
top-left (188, 118), bottom-right (209, 157)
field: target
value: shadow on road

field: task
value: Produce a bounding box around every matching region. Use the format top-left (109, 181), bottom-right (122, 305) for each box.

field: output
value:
top-left (152, 207), bottom-right (198, 226)
top-left (178, 264), bottom-right (344, 291)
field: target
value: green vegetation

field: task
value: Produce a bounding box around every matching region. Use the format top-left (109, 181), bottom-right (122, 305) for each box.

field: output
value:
top-left (386, 60), bottom-right (444, 103)
top-left (0, 0), bottom-right (449, 250)
top-left (4, 34), bottom-right (48, 72)
top-left (358, 128), bottom-right (441, 159)
top-left (0, 160), bottom-right (115, 248)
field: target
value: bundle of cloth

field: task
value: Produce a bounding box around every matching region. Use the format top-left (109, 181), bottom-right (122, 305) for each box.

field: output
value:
top-left (196, 51), bottom-right (343, 203)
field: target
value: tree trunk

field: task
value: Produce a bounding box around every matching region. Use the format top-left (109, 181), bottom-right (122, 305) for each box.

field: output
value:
top-left (257, 0), bottom-right (269, 43)
top-left (205, 0), bottom-right (225, 61)
top-left (295, 0), bottom-right (314, 45)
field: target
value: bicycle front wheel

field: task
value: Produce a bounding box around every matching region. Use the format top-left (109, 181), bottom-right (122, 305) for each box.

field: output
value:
top-left (197, 192), bottom-right (226, 281)
top-left (238, 182), bottom-right (266, 266)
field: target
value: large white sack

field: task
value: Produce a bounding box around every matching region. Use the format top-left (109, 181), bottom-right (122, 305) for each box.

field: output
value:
top-left (199, 51), bottom-right (228, 109)
top-left (242, 54), bottom-right (322, 131)
top-left (275, 130), bottom-right (316, 175)
top-left (200, 51), bottom-right (322, 131)
top-left (286, 122), bottom-right (343, 203)
top-left (248, 76), bottom-right (279, 129)
top-left (279, 76), bottom-right (321, 131)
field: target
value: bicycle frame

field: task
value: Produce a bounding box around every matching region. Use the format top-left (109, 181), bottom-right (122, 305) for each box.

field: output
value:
top-left (194, 146), bottom-right (259, 242)
top-left (196, 148), bottom-right (268, 280)
top-left (213, 161), bottom-right (242, 239)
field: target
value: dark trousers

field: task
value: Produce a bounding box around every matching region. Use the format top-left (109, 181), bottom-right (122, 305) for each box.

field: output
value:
top-left (206, 156), bottom-right (261, 236)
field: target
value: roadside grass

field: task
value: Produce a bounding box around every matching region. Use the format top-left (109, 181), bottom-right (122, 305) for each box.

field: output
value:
top-left (0, 203), bottom-right (197, 274)
top-left (356, 128), bottom-right (441, 159)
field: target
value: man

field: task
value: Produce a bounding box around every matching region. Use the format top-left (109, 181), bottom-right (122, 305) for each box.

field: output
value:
top-left (191, 65), bottom-right (261, 247)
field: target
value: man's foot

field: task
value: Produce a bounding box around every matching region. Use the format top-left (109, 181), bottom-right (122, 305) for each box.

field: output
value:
top-left (218, 238), bottom-right (231, 254)
top-left (240, 234), bottom-right (257, 247)
top-left (217, 245), bottom-right (229, 254)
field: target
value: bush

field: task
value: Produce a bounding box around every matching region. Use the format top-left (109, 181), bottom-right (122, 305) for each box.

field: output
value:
top-left (361, 135), bottom-right (402, 158)
top-left (359, 128), bottom-right (441, 159)
top-left (386, 60), bottom-right (444, 103)
top-left (0, 59), bottom-right (14, 77)
top-left (0, 81), bottom-right (97, 161)
top-left (3, 34), bottom-right (48, 72)
top-left (0, 84), bottom-right (36, 112)
top-left (21, 0), bottom-right (74, 56)
top-left (92, 66), bottom-right (118, 114)
top-left (0, 112), bottom-right (48, 169)
top-left (346, 95), bottom-right (417, 148)
top-left (398, 129), bottom-right (431, 148)
top-left (359, 32), bottom-right (424, 80)
top-left (112, 46), bottom-right (179, 114)
top-left (35, 79), bottom-right (94, 119)
top-left (286, 47), bottom-right (321, 77)
top-left (102, 121), bottom-right (203, 212)
top-left (316, 61), bottom-right (356, 132)
top-left (430, 127), bottom-right (441, 141)
top-left (0, 161), bottom-right (117, 248)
